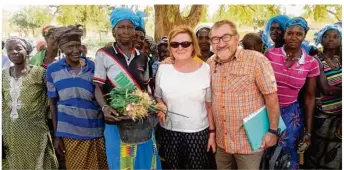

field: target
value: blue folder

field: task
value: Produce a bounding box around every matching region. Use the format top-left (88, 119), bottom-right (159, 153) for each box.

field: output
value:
top-left (243, 106), bottom-right (286, 152)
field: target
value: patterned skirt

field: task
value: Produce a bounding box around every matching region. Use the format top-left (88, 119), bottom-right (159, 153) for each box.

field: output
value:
top-left (63, 137), bottom-right (108, 170)
top-left (104, 124), bottom-right (161, 170)
top-left (304, 109), bottom-right (342, 169)
top-left (278, 102), bottom-right (304, 170)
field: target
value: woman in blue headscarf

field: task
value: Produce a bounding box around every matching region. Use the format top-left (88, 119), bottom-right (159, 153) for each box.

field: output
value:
top-left (93, 8), bottom-right (161, 170)
top-left (134, 11), bottom-right (147, 51)
top-left (261, 15), bottom-right (290, 52)
top-left (262, 15), bottom-right (316, 55)
top-left (263, 17), bottom-right (320, 170)
top-left (304, 24), bottom-right (342, 169)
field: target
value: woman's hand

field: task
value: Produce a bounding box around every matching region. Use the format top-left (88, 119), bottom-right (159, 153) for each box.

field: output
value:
top-left (103, 105), bottom-right (131, 123)
top-left (336, 119), bottom-right (342, 139)
top-left (207, 133), bottom-right (216, 153)
top-left (54, 137), bottom-right (65, 157)
top-left (161, 57), bottom-right (174, 64)
top-left (155, 102), bottom-right (167, 122)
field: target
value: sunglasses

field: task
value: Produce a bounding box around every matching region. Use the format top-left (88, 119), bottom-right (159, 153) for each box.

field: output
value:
top-left (169, 41), bottom-right (192, 48)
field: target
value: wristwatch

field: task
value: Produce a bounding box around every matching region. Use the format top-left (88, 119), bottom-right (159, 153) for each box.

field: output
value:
top-left (268, 128), bottom-right (281, 137)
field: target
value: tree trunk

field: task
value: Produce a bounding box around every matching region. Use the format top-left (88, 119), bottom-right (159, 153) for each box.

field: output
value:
top-left (154, 5), bottom-right (204, 41)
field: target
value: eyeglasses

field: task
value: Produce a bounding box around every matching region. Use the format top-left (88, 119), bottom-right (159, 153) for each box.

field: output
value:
top-left (169, 41), bottom-right (192, 48)
top-left (210, 34), bottom-right (235, 44)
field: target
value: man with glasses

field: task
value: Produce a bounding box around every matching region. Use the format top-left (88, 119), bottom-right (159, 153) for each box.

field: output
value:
top-left (206, 20), bottom-right (281, 169)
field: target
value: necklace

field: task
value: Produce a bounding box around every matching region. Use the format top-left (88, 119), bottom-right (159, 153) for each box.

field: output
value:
top-left (324, 54), bottom-right (341, 70)
top-left (287, 52), bottom-right (301, 61)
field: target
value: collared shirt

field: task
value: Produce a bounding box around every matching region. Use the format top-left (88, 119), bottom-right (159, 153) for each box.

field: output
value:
top-left (207, 47), bottom-right (277, 154)
top-left (46, 57), bottom-right (104, 140)
top-left (265, 47), bottom-right (320, 107)
top-left (93, 43), bottom-right (150, 91)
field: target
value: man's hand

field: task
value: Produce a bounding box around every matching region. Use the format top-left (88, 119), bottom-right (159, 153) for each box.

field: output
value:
top-left (259, 132), bottom-right (277, 151)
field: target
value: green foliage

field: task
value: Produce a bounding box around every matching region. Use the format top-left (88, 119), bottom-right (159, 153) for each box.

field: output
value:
top-left (201, 5), bottom-right (209, 22)
top-left (56, 5), bottom-right (111, 35)
top-left (10, 6), bottom-right (52, 34)
top-left (212, 5), bottom-right (281, 28)
top-left (302, 5), bottom-right (342, 22)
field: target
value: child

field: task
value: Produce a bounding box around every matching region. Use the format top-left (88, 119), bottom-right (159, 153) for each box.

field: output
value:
top-left (242, 33), bottom-right (264, 53)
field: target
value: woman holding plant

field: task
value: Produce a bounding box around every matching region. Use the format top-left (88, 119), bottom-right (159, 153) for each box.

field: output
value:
top-left (154, 26), bottom-right (216, 169)
top-left (93, 8), bottom-right (161, 170)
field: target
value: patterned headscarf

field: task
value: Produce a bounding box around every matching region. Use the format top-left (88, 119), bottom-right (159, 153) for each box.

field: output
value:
top-left (53, 25), bottom-right (83, 48)
top-left (314, 24), bottom-right (342, 45)
top-left (6, 36), bottom-right (34, 55)
top-left (42, 25), bottom-right (57, 39)
top-left (110, 8), bottom-right (139, 29)
top-left (144, 35), bottom-right (156, 54)
top-left (285, 17), bottom-right (310, 33)
top-left (334, 21), bottom-right (342, 28)
top-left (261, 15), bottom-right (290, 49)
top-left (157, 36), bottom-right (168, 48)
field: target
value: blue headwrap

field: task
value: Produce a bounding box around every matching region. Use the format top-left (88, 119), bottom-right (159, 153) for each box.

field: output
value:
top-left (261, 15), bottom-right (290, 49)
top-left (110, 8), bottom-right (139, 29)
top-left (314, 24), bottom-right (342, 45)
top-left (334, 21), bottom-right (342, 28)
top-left (285, 17), bottom-right (310, 33)
top-left (136, 11), bottom-right (147, 30)
top-left (284, 17), bottom-right (313, 54)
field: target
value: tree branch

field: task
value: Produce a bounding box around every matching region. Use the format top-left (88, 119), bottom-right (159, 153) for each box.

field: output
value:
top-left (185, 5), bottom-right (203, 22)
top-left (325, 8), bottom-right (341, 21)
top-left (247, 5), bottom-right (256, 12)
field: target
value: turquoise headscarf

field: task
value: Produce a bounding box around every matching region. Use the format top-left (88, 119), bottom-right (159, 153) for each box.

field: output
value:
top-left (285, 17), bottom-right (310, 33)
top-left (314, 24), bottom-right (342, 45)
top-left (136, 11), bottom-right (147, 30)
top-left (261, 15), bottom-right (290, 49)
top-left (110, 8), bottom-right (137, 29)
top-left (109, 8), bottom-right (147, 30)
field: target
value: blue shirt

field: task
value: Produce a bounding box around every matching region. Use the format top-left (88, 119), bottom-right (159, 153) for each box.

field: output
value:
top-left (152, 60), bottom-right (161, 75)
top-left (46, 57), bottom-right (104, 140)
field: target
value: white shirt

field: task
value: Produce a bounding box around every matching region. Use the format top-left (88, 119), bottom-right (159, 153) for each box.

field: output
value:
top-left (155, 63), bottom-right (211, 133)
top-left (2, 55), bottom-right (13, 70)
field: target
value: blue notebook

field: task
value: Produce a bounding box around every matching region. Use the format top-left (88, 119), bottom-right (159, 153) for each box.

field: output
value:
top-left (243, 106), bottom-right (286, 152)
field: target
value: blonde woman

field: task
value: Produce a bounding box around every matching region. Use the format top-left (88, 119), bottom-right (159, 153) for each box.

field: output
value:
top-left (155, 26), bottom-right (216, 169)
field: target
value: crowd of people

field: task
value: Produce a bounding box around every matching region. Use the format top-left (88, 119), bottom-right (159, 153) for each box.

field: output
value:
top-left (1, 7), bottom-right (342, 170)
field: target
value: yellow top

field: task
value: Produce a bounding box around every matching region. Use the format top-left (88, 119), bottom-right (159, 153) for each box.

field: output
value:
top-left (193, 56), bottom-right (204, 62)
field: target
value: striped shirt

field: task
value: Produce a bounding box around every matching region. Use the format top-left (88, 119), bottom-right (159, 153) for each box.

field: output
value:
top-left (207, 47), bottom-right (277, 154)
top-left (265, 47), bottom-right (320, 107)
top-left (46, 57), bottom-right (104, 140)
top-left (316, 55), bottom-right (342, 114)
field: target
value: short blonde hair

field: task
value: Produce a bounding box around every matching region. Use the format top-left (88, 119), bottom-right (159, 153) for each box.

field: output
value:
top-left (210, 20), bottom-right (238, 37)
top-left (168, 26), bottom-right (201, 58)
